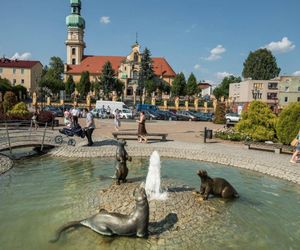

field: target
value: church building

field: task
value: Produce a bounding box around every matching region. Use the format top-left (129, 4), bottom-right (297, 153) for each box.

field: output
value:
top-left (64, 0), bottom-right (176, 98)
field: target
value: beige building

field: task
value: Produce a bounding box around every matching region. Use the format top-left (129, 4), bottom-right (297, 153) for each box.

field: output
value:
top-left (0, 57), bottom-right (43, 94)
top-left (278, 76), bottom-right (300, 108)
top-left (64, 0), bottom-right (176, 98)
top-left (229, 79), bottom-right (279, 111)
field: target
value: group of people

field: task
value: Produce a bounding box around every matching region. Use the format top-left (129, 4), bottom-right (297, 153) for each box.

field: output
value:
top-left (64, 107), bottom-right (95, 147)
top-left (290, 129), bottom-right (300, 163)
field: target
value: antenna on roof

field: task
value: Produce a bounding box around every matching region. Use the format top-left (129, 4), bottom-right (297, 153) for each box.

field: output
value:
top-left (136, 32), bottom-right (138, 44)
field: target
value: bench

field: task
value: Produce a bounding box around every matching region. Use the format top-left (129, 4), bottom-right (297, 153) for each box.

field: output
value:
top-left (244, 141), bottom-right (294, 154)
top-left (112, 132), bottom-right (168, 141)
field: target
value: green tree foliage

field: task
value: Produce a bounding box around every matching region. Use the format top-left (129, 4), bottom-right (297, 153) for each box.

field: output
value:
top-left (115, 79), bottom-right (124, 98)
top-left (144, 79), bottom-right (156, 96)
top-left (236, 101), bottom-right (277, 141)
top-left (98, 61), bottom-right (116, 100)
top-left (12, 85), bottom-right (27, 100)
top-left (242, 49), bottom-right (281, 80)
top-left (157, 78), bottom-right (170, 94)
top-left (171, 73), bottom-right (186, 97)
top-left (39, 57), bottom-right (65, 94)
top-left (3, 91), bottom-right (17, 113)
top-left (65, 75), bottom-right (75, 96)
top-left (213, 102), bottom-right (226, 124)
top-left (77, 71), bottom-right (91, 98)
top-left (93, 80), bottom-right (101, 99)
top-left (276, 102), bottom-right (300, 145)
top-left (186, 73), bottom-right (198, 96)
top-left (213, 75), bottom-right (241, 100)
top-left (0, 77), bottom-right (12, 94)
top-left (139, 47), bottom-right (155, 93)
top-left (7, 102), bottom-right (30, 116)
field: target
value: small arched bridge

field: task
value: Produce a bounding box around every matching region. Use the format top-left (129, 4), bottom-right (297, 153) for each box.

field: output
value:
top-left (0, 120), bottom-right (59, 155)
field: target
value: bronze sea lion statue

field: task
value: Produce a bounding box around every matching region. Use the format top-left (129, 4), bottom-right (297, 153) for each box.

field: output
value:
top-left (50, 186), bottom-right (149, 242)
top-left (197, 169), bottom-right (239, 200)
top-left (114, 139), bottom-right (132, 185)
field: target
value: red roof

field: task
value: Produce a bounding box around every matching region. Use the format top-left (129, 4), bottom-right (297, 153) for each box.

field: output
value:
top-left (66, 55), bottom-right (176, 77)
top-left (198, 82), bottom-right (212, 89)
top-left (0, 58), bottom-right (41, 69)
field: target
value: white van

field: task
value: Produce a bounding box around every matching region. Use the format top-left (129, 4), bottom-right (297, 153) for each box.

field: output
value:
top-left (120, 108), bottom-right (133, 119)
top-left (95, 101), bottom-right (129, 113)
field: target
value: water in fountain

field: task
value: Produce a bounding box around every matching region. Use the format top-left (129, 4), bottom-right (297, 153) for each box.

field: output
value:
top-left (145, 151), bottom-right (168, 200)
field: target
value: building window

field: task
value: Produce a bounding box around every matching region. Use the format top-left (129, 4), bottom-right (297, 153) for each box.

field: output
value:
top-left (298, 86), bottom-right (300, 92)
top-left (132, 71), bottom-right (138, 80)
top-left (21, 79), bottom-right (24, 84)
top-left (0, 68), bottom-right (3, 73)
top-left (13, 79), bottom-right (16, 86)
top-left (268, 82), bottom-right (278, 89)
top-left (298, 97), bottom-right (300, 102)
top-left (72, 48), bottom-right (76, 55)
top-left (21, 68), bottom-right (24, 74)
top-left (285, 86), bottom-right (289, 92)
top-left (13, 68), bottom-right (16, 74)
top-left (72, 58), bottom-right (76, 65)
top-left (284, 97), bottom-right (288, 102)
top-left (267, 92), bottom-right (277, 100)
top-left (134, 53), bottom-right (138, 63)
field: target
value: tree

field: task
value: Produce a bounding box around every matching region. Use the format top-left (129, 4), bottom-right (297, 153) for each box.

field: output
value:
top-left (77, 71), bottom-right (91, 98)
top-left (98, 61), bottom-right (116, 100)
top-left (236, 101), bottom-right (277, 141)
top-left (93, 80), bottom-right (101, 99)
top-left (213, 75), bottom-right (242, 100)
top-left (171, 73), bottom-right (186, 96)
top-left (38, 57), bottom-right (65, 95)
top-left (213, 102), bottom-right (226, 124)
top-left (139, 47), bottom-right (155, 95)
top-left (242, 49), bottom-right (281, 80)
top-left (3, 91), bottom-right (17, 113)
top-left (276, 102), bottom-right (300, 145)
top-left (65, 75), bottom-right (75, 96)
top-left (115, 79), bottom-right (124, 98)
top-left (12, 85), bottom-right (27, 100)
top-left (186, 73), bottom-right (198, 96)
top-left (144, 79), bottom-right (156, 96)
top-left (0, 77), bottom-right (12, 94)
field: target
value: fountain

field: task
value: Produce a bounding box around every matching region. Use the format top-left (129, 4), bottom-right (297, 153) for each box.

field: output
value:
top-left (145, 151), bottom-right (168, 200)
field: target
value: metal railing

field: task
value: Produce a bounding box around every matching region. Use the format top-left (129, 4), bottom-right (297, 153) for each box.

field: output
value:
top-left (0, 120), bottom-right (56, 155)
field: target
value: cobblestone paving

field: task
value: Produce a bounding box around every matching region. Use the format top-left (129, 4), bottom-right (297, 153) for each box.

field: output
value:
top-left (47, 137), bottom-right (300, 185)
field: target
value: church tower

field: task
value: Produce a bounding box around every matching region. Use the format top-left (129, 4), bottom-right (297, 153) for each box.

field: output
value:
top-left (65, 0), bottom-right (86, 65)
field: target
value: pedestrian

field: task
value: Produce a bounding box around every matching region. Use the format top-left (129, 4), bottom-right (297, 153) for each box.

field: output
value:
top-left (71, 106), bottom-right (80, 126)
top-left (84, 108), bottom-right (95, 146)
top-left (114, 109), bottom-right (121, 131)
top-left (31, 111), bottom-right (39, 130)
top-left (290, 130), bottom-right (300, 163)
top-left (64, 109), bottom-right (72, 128)
top-left (136, 111), bottom-right (147, 143)
top-left (107, 105), bottom-right (111, 117)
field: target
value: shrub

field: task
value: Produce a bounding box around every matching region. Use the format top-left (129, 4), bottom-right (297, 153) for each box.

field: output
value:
top-left (37, 111), bottom-right (54, 123)
top-left (236, 100), bottom-right (277, 141)
top-left (214, 127), bottom-right (248, 141)
top-left (8, 102), bottom-right (30, 117)
top-left (276, 102), bottom-right (300, 145)
top-left (213, 102), bottom-right (226, 124)
top-left (3, 91), bottom-right (17, 113)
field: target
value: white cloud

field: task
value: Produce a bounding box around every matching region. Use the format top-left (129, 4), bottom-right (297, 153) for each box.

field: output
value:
top-left (185, 24), bottom-right (197, 33)
top-left (216, 71), bottom-right (233, 80)
top-left (100, 16), bottom-right (111, 24)
top-left (264, 37), bottom-right (295, 53)
top-left (205, 45), bottom-right (226, 61)
top-left (10, 52), bottom-right (31, 60)
top-left (194, 64), bottom-right (201, 70)
top-left (292, 71), bottom-right (300, 76)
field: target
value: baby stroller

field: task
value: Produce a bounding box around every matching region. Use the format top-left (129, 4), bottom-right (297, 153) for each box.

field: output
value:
top-left (55, 124), bottom-right (85, 146)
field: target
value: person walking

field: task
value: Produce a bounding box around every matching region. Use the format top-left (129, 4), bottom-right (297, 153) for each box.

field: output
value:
top-left (84, 108), bottom-right (95, 146)
top-left (114, 109), bottom-right (121, 131)
top-left (71, 106), bottom-right (80, 126)
top-left (136, 111), bottom-right (147, 143)
top-left (31, 111), bottom-right (39, 130)
top-left (290, 130), bottom-right (300, 163)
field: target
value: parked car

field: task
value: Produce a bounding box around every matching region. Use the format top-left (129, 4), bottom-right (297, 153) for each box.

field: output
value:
top-left (225, 113), bottom-right (241, 122)
top-left (144, 110), bottom-right (164, 120)
top-left (90, 108), bottom-right (107, 119)
top-left (58, 104), bottom-right (73, 112)
top-left (119, 108), bottom-right (133, 119)
top-left (190, 111), bottom-right (213, 121)
top-left (176, 110), bottom-right (199, 121)
top-left (156, 110), bottom-right (178, 120)
top-left (43, 106), bottom-right (63, 117)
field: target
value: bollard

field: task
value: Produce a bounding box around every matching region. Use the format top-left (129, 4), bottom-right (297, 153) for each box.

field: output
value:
top-left (204, 127), bottom-right (213, 143)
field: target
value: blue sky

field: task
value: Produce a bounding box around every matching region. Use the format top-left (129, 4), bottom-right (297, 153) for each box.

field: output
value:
top-left (1, 0), bottom-right (300, 84)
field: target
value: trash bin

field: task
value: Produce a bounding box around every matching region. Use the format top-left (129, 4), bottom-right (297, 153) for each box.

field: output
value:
top-left (205, 129), bottom-right (213, 139)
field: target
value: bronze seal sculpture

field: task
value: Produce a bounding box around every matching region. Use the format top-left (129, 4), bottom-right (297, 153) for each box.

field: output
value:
top-left (197, 170), bottom-right (239, 200)
top-left (50, 186), bottom-right (149, 242)
top-left (114, 139), bottom-right (132, 185)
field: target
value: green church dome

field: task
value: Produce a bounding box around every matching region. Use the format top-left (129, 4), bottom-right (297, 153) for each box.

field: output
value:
top-left (66, 14), bottom-right (85, 29)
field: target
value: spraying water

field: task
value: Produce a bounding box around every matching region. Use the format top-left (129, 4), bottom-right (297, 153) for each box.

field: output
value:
top-left (145, 151), bottom-right (168, 200)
